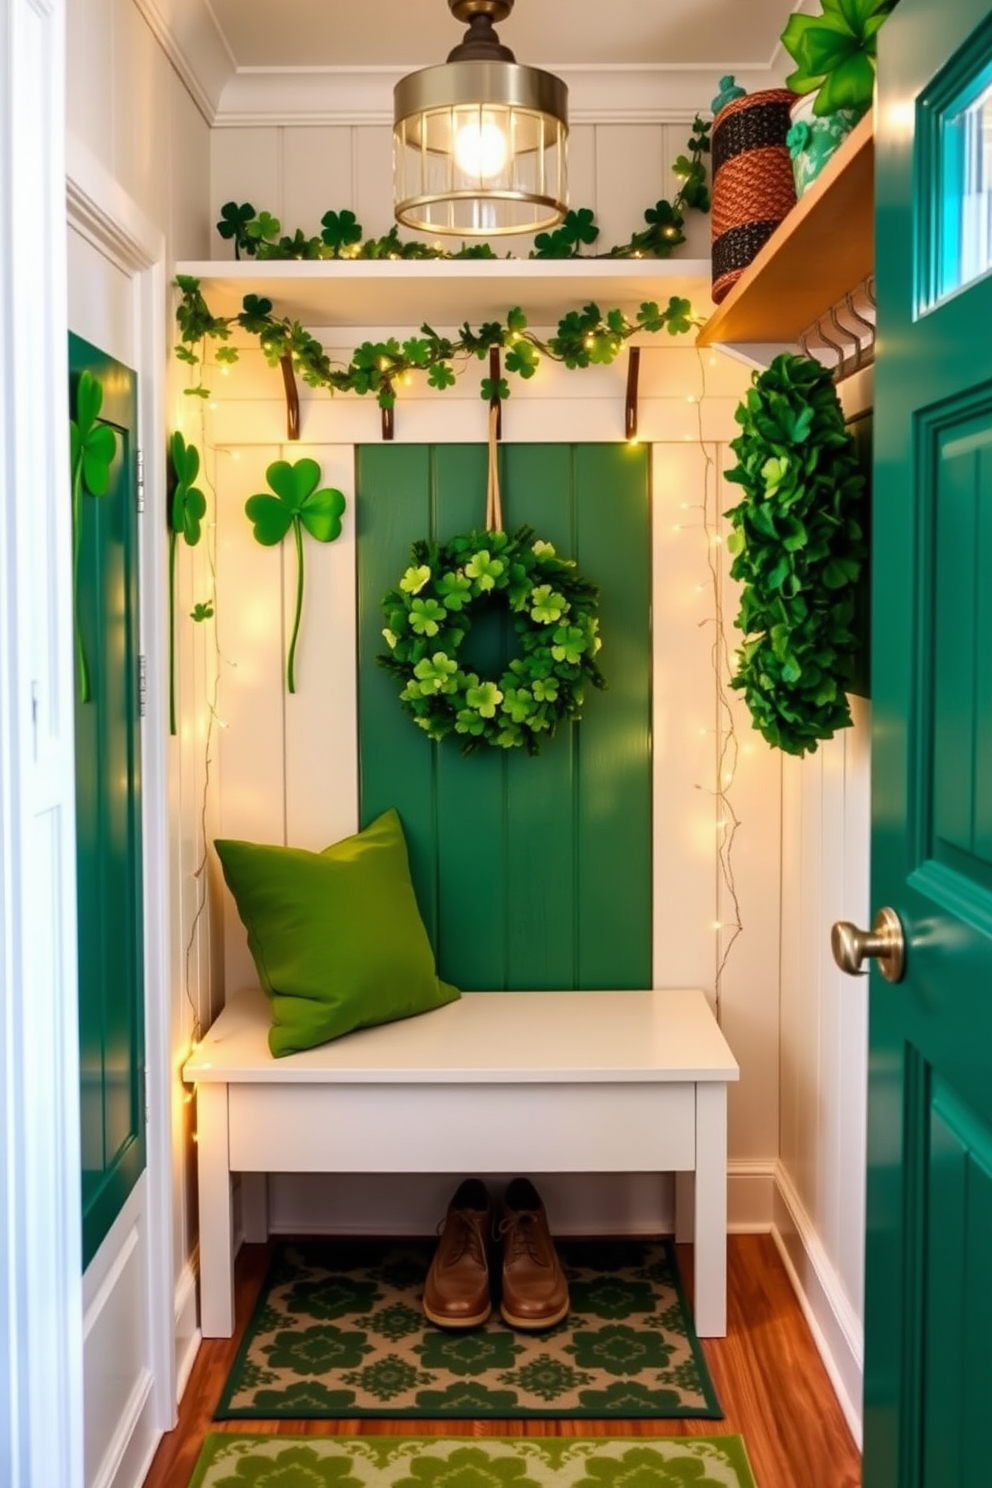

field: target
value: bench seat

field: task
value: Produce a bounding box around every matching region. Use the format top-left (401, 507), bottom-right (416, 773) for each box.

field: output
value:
top-left (183, 986), bottom-right (739, 1338)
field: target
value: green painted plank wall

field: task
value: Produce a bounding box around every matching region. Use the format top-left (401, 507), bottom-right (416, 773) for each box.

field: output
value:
top-left (356, 442), bottom-right (651, 991)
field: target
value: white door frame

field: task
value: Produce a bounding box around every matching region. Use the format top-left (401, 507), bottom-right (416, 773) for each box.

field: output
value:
top-left (66, 133), bottom-right (176, 1439)
top-left (1, 2), bottom-right (83, 1484)
top-left (0, 4), bottom-right (175, 1480)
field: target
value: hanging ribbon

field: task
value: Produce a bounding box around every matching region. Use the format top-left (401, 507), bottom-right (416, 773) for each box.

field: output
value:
top-left (484, 402), bottom-right (503, 533)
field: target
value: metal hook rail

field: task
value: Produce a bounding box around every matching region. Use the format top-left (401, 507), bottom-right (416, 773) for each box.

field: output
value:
top-left (798, 274), bottom-right (876, 383)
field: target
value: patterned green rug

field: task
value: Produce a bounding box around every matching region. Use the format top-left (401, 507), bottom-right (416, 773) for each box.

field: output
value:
top-left (189, 1433), bottom-right (756, 1487)
top-left (216, 1238), bottom-right (721, 1420)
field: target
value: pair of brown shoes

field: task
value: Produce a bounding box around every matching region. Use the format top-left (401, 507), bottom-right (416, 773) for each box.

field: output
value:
top-left (422, 1176), bottom-right (569, 1332)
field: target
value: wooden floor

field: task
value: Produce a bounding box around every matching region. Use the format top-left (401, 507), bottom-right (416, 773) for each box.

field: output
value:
top-left (142, 1233), bottom-right (860, 1488)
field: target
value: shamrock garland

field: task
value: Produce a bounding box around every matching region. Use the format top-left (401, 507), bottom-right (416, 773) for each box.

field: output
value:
top-left (175, 285), bottom-right (697, 407)
top-left (213, 119), bottom-right (710, 263)
top-left (723, 354), bottom-right (866, 757)
top-left (378, 528), bottom-right (604, 754)
top-left (70, 369), bottom-right (118, 703)
top-left (245, 458), bottom-right (346, 693)
top-left (175, 120), bottom-right (712, 404)
top-left (167, 432), bottom-right (208, 734)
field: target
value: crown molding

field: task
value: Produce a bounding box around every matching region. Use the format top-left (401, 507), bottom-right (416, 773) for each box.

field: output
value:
top-left (131, 0), bottom-right (235, 124)
top-left (213, 63), bottom-right (787, 128)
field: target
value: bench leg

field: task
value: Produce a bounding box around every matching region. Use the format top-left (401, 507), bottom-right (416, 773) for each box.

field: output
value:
top-left (196, 1083), bottom-right (235, 1338)
top-left (674, 1171), bottom-right (694, 1243)
top-left (692, 1083), bottom-right (728, 1337)
top-left (241, 1173), bottom-right (269, 1243)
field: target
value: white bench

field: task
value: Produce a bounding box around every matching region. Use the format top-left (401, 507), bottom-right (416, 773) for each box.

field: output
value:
top-left (183, 986), bottom-right (739, 1339)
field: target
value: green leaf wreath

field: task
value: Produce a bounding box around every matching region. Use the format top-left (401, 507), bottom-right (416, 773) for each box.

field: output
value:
top-left (378, 528), bottom-right (604, 753)
top-left (245, 458), bottom-right (346, 694)
top-left (70, 369), bottom-right (117, 703)
top-left (723, 353), bottom-right (867, 757)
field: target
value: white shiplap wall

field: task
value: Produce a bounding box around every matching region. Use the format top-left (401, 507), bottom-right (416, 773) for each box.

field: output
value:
top-left (188, 328), bottom-right (782, 1240)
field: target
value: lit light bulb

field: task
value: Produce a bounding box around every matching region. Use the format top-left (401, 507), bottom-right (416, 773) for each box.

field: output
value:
top-left (454, 118), bottom-right (508, 180)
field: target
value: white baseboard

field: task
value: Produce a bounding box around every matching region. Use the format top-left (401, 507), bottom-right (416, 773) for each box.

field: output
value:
top-left (771, 1163), bottom-right (864, 1447)
top-left (727, 1158), bottom-right (776, 1231)
top-left (174, 1258), bottom-right (201, 1404)
top-left (91, 1368), bottom-right (155, 1488)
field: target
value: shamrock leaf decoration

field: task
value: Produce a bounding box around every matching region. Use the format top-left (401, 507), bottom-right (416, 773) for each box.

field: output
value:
top-left (167, 431), bottom-right (208, 732)
top-left (530, 585), bottom-right (568, 625)
top-left (465, 549), bottom-right (504, 592)
top-left (216, 200), bottom-right (257, 259)
top-left (190, 601), bottom-right (214, 622)
top-left (245, 458), bottom-right (346, 693)
top-left (70, 369), bottom-right (118, 703)
top-left (320, 209), bottom-right (363, 255)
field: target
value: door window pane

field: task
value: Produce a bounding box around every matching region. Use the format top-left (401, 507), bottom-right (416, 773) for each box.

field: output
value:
top-left (940, 68), bottom-right (992, 298)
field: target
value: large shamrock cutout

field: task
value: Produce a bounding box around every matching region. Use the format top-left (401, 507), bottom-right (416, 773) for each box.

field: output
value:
top-left (70, 369), bottom-right (117, 703)
top-left (167, 431), bottom-right (208, 734)
top-left (245, 458), bottom-right (346, 693)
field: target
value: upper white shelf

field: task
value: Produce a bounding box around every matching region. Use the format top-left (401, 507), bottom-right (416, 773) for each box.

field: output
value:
top-left (173, 257), bottom-right (714, 329)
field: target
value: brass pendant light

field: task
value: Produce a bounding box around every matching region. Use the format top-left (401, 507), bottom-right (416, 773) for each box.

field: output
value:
top-left (393, 0), bottom-right (569, 237)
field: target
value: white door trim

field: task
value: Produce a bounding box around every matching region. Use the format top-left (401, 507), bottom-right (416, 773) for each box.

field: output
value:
top-left (0, 2), bottom-right (82, 1484)
top-left (66, 132), bottom-right (176, 1432)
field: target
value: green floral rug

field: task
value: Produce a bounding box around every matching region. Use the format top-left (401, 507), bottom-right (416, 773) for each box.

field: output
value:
top-left (216, 1238), bottom-right (721, 1420)
top-left (189, 1433), bottom-right (757, 1488)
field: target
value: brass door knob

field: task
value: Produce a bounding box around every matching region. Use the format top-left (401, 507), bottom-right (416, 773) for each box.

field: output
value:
top-left (831, 907), bottom-right (905, 983)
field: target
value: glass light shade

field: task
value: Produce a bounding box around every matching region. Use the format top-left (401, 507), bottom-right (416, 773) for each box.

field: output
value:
top-left (394, 59), bottom-right (568, 236)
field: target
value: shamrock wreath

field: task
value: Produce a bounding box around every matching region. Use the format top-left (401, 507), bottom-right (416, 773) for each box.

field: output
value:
top-left (378, 526), bottom-right (604, 753)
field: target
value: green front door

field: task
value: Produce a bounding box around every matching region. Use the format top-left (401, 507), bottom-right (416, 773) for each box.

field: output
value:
top-left (867, 3), bottom-right (992, 1483)
top-left (69, 334), bottom-right (145, 1269)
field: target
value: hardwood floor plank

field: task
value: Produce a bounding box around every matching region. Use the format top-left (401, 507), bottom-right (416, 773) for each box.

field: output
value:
top-left (142, 1234), bottom-right (860, 1488)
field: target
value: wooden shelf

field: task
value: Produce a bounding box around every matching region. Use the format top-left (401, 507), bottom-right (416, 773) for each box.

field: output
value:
top-left (173, 256), bottom-right (713, 330)
top-left (696, 111), bottom-right (874, 348)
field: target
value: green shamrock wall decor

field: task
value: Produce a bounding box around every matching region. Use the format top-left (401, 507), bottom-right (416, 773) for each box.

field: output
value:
top-left (245, 458), bottom-right (346, 693)
top-left (69, 369), bottom-right (117, 703)
top-left (167, 431), bottom-right (208, 734)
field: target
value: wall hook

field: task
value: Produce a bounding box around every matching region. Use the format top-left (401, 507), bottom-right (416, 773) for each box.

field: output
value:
top-left (489, 346), bottom-right (502, 439)
top-left (279, 355), bottom-right (301, 441)
top-left (625, 346), bottom-right (641, 441)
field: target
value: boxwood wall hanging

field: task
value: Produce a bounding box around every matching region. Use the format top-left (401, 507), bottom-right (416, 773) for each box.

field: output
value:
top-left (245, 458), bottom-right (346, 694)
top-left (378, 411), bottom-right (603, 754)
top-left (723, 353), bottom-right (866, 756)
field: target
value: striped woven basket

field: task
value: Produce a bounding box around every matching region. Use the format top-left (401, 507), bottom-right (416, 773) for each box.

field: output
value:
top-left (711, 88), bottom-right (797, 304)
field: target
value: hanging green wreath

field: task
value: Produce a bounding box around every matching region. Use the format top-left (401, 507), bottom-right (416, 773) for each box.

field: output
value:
top-left (723, 353), bottom-right (867, 757)
top-left (378, 527), bottom-right (604, 753)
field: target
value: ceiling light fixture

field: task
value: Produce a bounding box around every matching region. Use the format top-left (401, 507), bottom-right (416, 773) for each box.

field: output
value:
top-left (393, 0), bottom-right (569, 238)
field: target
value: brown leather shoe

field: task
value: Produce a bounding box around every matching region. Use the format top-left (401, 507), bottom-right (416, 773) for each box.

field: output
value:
top-left (498, 1177), bottom-right (569, 1331)
top-left (423, 1178), bottom-right (493, 1329)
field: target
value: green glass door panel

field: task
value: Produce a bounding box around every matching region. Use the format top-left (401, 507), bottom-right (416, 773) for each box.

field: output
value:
top-left (867, 1), bottom-right (992, 1483)
top-left (356, 442), bottom-right (651, 992)
top-left (69, 333), bottom-right (144, 1269)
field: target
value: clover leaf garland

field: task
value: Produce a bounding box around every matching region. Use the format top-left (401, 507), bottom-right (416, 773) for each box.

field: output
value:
top-left (175, 119), bottom-right (711, 402)
top-left (378, 528), bottom-right (604, 754)
top-left (723, 354), bottom-right (867, 757)
top-left (175, 285), bottom-right (698, 407)
top-left (214, 118), bottom-right (710, 263)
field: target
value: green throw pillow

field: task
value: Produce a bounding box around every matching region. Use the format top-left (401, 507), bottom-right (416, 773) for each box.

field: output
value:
top-left (214, 808), bottom-right (459, 1057)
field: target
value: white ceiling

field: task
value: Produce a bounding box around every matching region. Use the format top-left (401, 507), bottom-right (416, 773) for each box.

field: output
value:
top-left (206, 0), bottom-right (791, 72)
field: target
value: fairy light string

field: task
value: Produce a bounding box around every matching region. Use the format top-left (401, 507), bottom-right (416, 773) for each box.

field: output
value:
top-left (692, 347), bottom-right (744, 1023)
